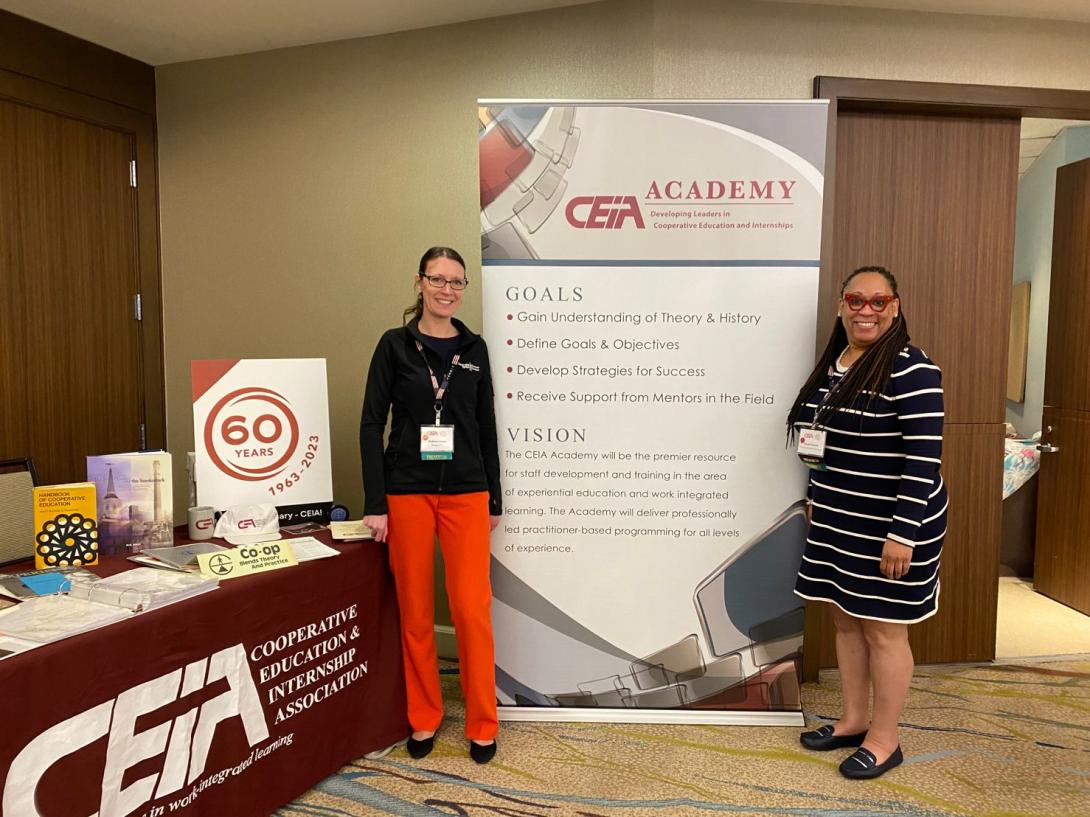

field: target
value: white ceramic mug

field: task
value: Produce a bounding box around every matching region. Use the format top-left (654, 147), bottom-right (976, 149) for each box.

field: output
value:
top-left (187, 506), bottom-right (216, 540)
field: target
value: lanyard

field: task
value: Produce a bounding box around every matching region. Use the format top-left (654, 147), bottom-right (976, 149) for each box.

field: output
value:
top-left (812, 366), bottom-right (848, 429)
top-left (414, 340), bottom-right (461, 425)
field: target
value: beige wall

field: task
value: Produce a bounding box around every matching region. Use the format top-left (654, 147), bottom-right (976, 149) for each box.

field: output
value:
top-left (651, 0), bottom-right (1090, 97)
top-left (156, 0), bottom-right (653, 516)
top-left (157, 0), bottom-right (1090, 516)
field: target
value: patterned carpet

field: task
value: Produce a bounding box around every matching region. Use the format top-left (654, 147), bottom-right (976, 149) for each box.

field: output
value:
top-left (278, 659), bottom-right (1090, 817)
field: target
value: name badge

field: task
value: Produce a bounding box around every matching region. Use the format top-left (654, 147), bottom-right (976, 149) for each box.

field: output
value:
top-left (797, 428), bottom-right (827, 471)
top-left (420, 425), bottom-right (455, 461)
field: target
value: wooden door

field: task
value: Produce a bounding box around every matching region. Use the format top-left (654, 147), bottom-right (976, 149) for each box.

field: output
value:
top-left (1034, 158), bottom-right (1090, 615)
top-left (0, 97), bottom-right (143, 484)
top-left (805, 109), bottom-right (1019, 670)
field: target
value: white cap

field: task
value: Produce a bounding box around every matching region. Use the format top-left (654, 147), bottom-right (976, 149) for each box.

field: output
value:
top-left (213, 504), bottom-right (280, 546)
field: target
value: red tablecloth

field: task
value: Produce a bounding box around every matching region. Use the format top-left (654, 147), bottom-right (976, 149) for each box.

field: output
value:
top-left (0, 532), bottom-right (407, 817)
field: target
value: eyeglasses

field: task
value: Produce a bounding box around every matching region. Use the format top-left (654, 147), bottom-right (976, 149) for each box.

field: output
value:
top-left (842, 293), bottom-right (897, 312)
top-left (421, 274), bottom-right (468, 291)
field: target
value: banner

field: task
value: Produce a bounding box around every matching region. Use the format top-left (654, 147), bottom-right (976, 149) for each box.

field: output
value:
top-left (479, 101), bottom-right (828, 723)
top-left (192, 359), bottom-right (333, 523)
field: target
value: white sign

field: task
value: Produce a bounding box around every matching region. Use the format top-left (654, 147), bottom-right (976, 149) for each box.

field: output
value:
top-left (479, 101), bottom-right (827, 723)
top-left (192, 359), bottom-right (332, 510)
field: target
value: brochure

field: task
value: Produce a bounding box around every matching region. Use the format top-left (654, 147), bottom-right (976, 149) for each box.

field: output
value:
top-left (0, 567), bottom-right (100, 601)
top-left (284, 536), bottom-right (341, 562)
top-left (131, 543), bottom-right (228, 572)
top-left (329, 520), bottom-right (371, 542)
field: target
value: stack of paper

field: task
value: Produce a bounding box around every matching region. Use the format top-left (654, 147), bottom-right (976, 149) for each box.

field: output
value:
top-left (0, 595), bottom-right (134, 644)
top-left (283, 536), bottom-right (341, 561)
top-left (67, 567), bottom-right (218, 612)
top-left (0, 634), bottom-right (39, 660)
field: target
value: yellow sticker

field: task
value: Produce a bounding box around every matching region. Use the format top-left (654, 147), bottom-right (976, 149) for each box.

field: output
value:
top-left (196, 540), bottom-right (297, 580)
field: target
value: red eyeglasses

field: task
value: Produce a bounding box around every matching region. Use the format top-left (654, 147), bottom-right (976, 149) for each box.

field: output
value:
top-left (842, 293), bottom-right (897, 312)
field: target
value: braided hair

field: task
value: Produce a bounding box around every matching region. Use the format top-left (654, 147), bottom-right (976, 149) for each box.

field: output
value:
top-left (786, 265), bottom-right (910, 440)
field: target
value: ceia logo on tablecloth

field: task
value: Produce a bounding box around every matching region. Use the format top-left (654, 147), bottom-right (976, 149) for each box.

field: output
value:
top-left (3, 644), bottom-right (268, 817)
top-left (204, 387), bottom-right (301, 482)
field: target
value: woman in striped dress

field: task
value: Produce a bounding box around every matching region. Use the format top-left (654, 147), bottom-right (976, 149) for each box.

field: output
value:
top-left (786, 266), bottom-right (946, 780)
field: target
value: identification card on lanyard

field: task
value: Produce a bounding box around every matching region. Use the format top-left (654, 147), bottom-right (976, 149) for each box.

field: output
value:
top-left (420, 425), bottom-right (455, 461)
top-left (797, 428), bottom-right (828, 471)
top-left (797, 370), bottom-right (842, 471)
top-left (416, 340), bottom-right (459, 461)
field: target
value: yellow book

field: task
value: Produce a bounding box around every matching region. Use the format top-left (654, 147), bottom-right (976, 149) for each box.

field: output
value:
top-left (33, 483), bottom-right (99, 568)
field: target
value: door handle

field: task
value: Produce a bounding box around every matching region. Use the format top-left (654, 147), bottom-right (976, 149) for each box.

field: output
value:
top-left (1037, 443), bottom-right (1059, 453)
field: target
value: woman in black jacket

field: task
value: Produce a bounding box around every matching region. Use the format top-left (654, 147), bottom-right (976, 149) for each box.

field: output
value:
top-left (360, 246), bottom-right (502, 764)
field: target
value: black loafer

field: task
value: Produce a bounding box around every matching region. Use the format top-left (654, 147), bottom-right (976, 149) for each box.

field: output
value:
top-left (469, 739), bottom-right (497, 764)
top-left (406, 734), bottom-right (435, 759)
top-left (799, 724), bottom-right (867, 751)
top-left (839, 745), bottom-right (903, 779)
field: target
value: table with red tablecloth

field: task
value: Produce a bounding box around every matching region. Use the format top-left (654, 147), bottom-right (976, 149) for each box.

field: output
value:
top-left (0, 532), bottom-right (407, 817)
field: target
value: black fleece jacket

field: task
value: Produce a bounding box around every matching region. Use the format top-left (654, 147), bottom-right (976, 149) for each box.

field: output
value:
top-left (360, 317), bottom-right (502, 516)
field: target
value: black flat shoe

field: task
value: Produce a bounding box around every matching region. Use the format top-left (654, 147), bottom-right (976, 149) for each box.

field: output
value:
top-left (469, 740), bottom-right (496, 764)
top-left (406, 734), bottom-right (435, 759)
top-left (799, 724), bottom-right (868, 751)
top-left (839, 745), bottom-right (903, 779)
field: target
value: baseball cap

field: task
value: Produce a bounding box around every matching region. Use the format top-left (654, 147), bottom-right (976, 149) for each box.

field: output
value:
top-left (213, 504), bottom-right (281, 546)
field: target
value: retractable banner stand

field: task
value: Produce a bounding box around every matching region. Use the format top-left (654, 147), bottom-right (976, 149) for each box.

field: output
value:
top-left (479, 101), bottom-right (828, 724)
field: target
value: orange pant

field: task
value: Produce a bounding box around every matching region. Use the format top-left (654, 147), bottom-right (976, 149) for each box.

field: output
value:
top-left (386, 492), bottom-right (498, 741)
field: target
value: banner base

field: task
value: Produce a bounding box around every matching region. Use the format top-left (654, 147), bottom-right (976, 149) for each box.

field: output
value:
top-left (497, 707), bottom-right (804, 726)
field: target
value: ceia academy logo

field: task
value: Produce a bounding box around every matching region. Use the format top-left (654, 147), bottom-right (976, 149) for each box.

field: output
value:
top-left (565, 195), bottom-right (645, 229)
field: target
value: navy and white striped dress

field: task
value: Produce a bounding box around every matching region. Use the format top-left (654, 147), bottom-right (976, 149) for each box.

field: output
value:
top-left (794, 344), bottom-right (947, 623)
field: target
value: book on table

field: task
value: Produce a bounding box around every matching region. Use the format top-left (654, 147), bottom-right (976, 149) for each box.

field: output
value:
top-left (87, 451), bottom-right (174, 555)
top-left (32, 483), bottom-right (99, 568)
top-left (128, 543), bottom-right (228, 572)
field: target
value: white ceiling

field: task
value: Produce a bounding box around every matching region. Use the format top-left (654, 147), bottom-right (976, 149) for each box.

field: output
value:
top-left (0, 0), bottom-right (596, 65)
top-left (1019, 119), bottom-right (1090, 177)
top-left (4, 0), bottom-right (1090, 65)
top-left (762, 0), bottom-right (1090, 23)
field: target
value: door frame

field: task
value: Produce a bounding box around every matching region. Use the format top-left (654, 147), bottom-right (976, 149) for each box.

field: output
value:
top-left (0, 11), bottom-right (164, 451)
top-left (804, 77), bottom-right (1090, 681)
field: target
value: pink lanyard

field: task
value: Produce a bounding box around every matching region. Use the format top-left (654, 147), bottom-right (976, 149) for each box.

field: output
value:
top-left (414, 340), bottom-right (461, 424)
